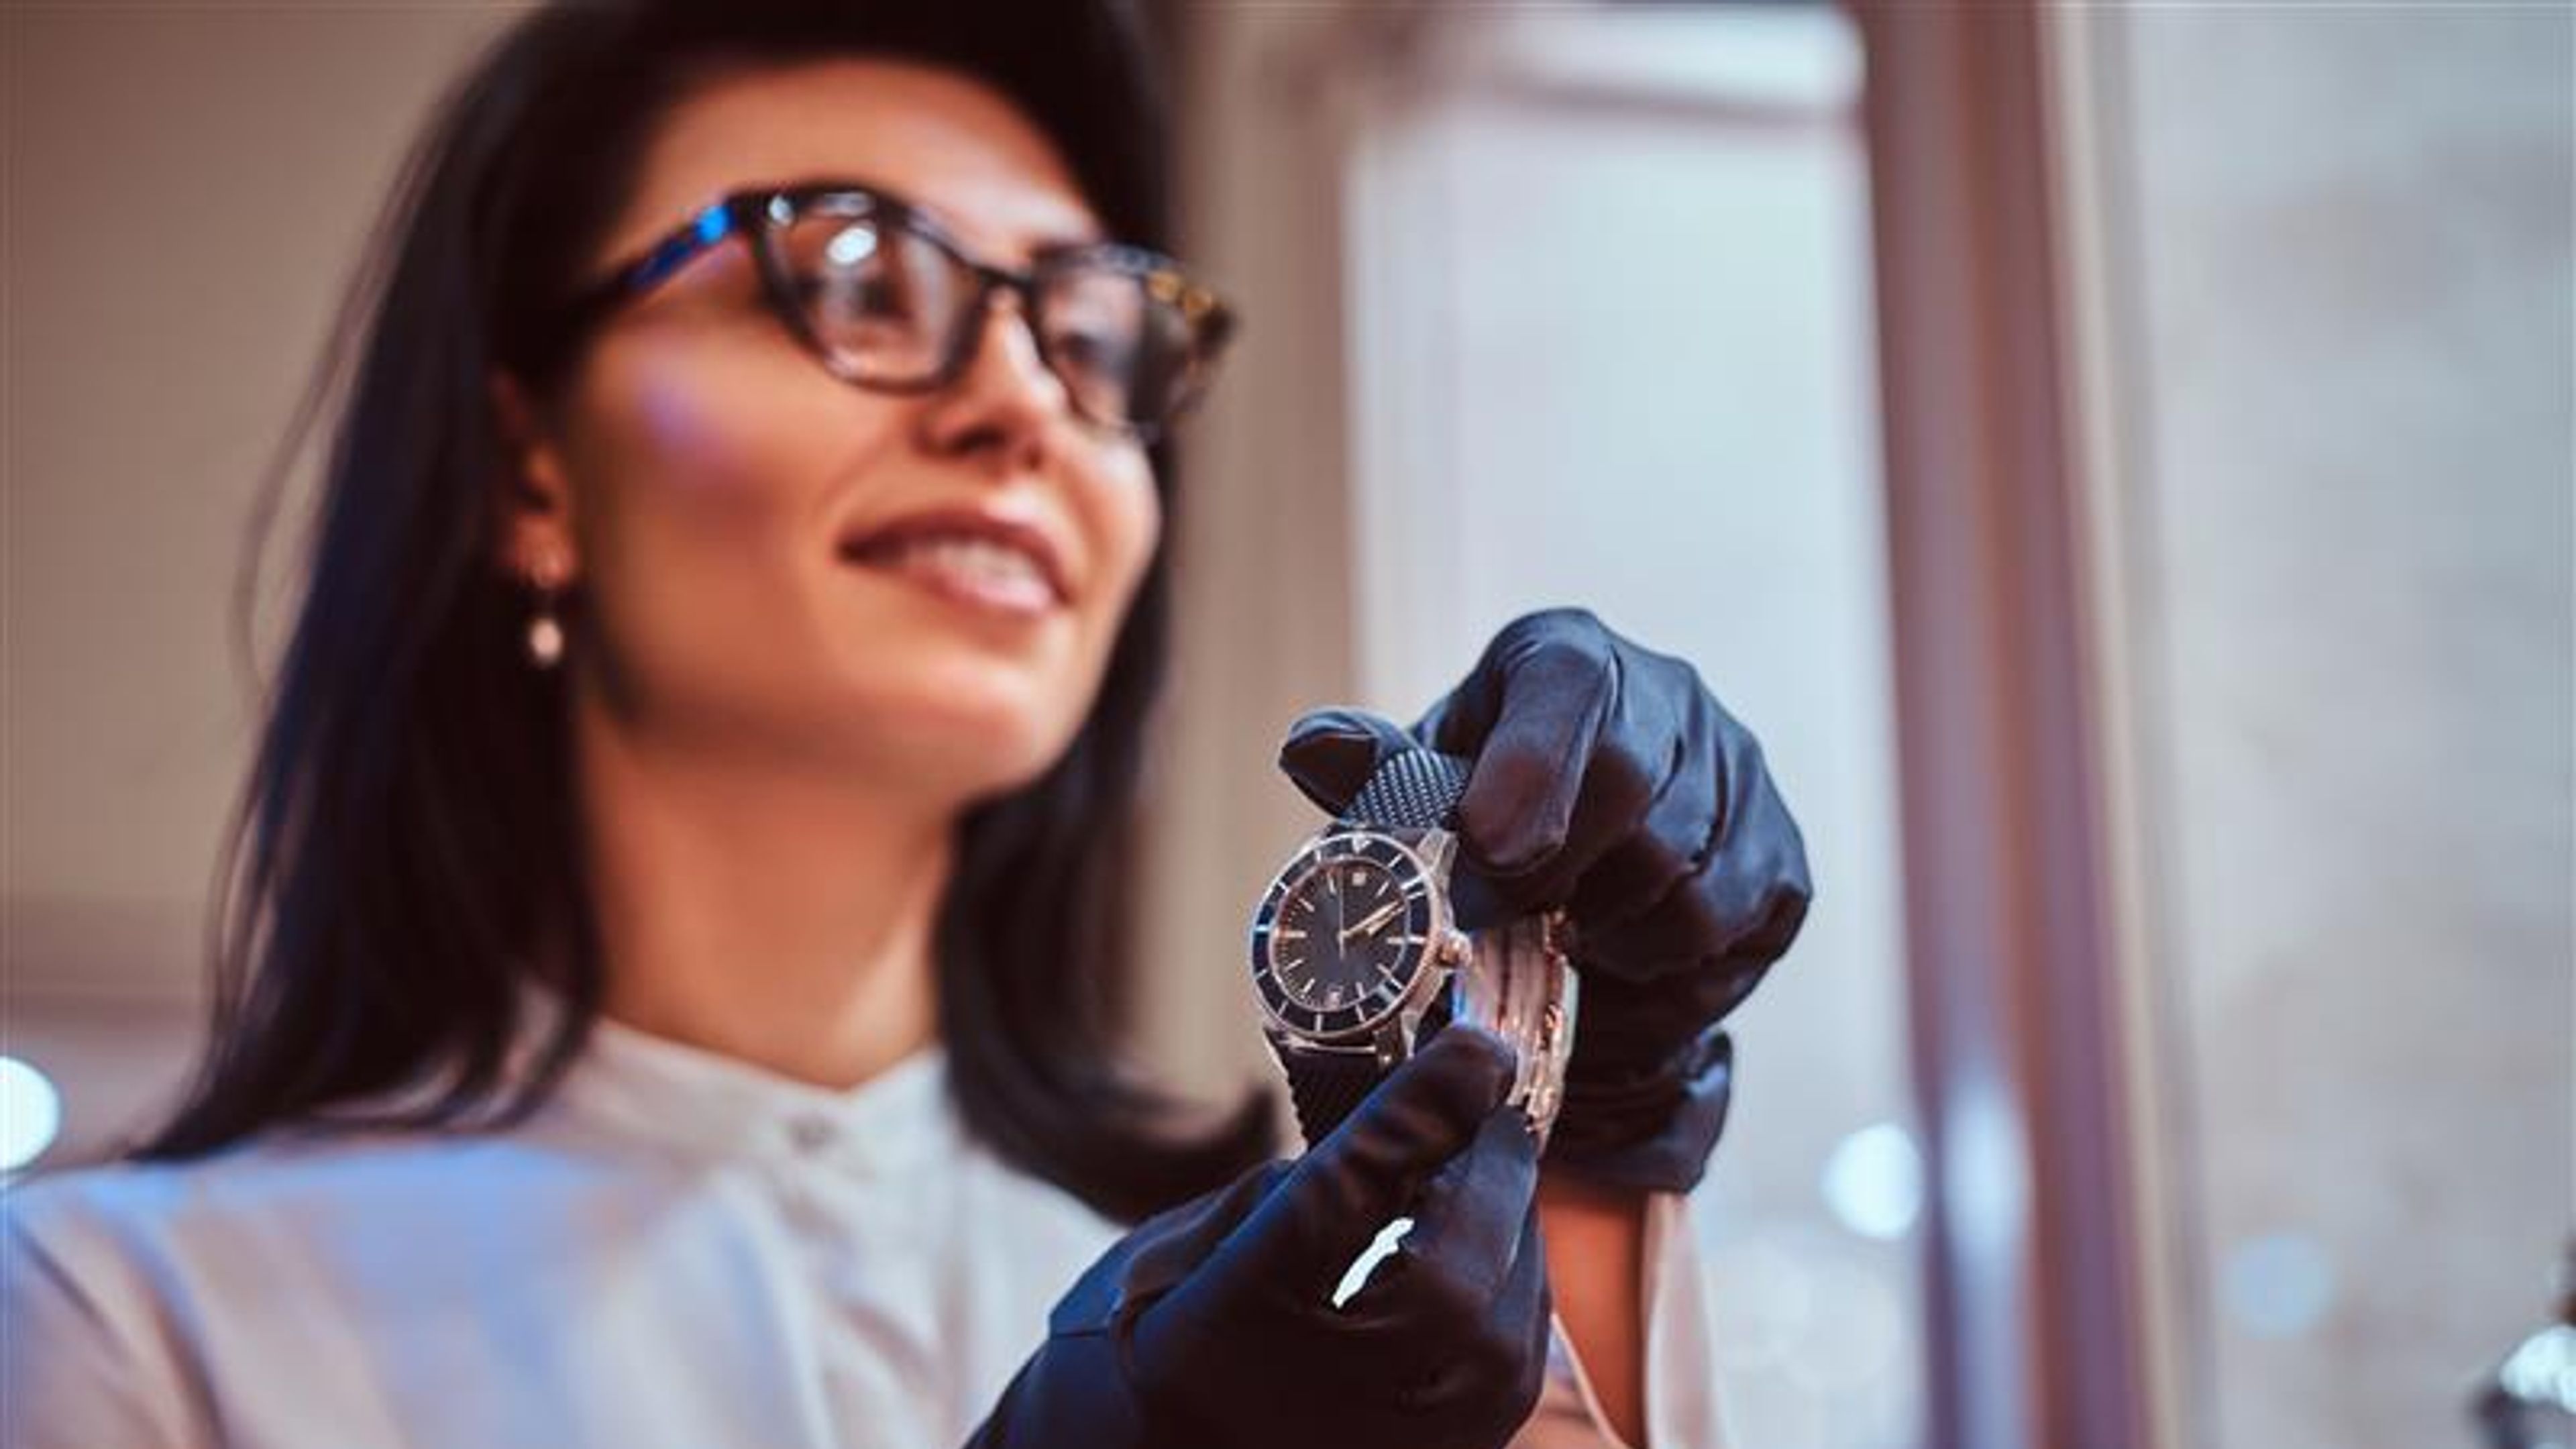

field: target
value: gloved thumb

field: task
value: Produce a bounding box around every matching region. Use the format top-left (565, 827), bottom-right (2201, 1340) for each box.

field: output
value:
top-left (1234, 1026), bottom-right (1517, 1288)
top-left (1277, 708), bottom-right (1419, 818)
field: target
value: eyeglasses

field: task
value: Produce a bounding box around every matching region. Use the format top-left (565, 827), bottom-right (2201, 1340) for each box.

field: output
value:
top-left (554, 180), bottom-right (1237, 441)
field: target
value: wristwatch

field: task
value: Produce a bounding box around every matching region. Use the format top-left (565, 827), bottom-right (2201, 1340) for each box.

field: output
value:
top-left (1247, 746), bottom-right (1577, 1148)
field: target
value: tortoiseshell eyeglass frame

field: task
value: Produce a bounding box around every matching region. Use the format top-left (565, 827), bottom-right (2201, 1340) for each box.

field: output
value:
top-left (551, 178), bottom-right (1236, 442)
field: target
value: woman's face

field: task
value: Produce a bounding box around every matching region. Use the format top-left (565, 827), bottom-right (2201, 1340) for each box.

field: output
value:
top-left (500, 58), bottom-right (1160, 803)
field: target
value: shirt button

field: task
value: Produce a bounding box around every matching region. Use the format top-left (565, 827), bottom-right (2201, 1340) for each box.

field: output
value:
top-left (788, 1116), bottom-right (837, 1153)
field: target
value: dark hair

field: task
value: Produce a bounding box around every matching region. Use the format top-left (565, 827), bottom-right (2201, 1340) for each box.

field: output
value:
top-left (133, 0), bottom-right (1273, 1224)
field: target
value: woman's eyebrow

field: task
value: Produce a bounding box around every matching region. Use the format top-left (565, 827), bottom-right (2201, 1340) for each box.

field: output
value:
top-left (1028, 231), bottom-right (1111, 264)
top-left (1024, 217), bottom-right (1111, 256)
top-left (1005, 193), bottom-right (1112, 256)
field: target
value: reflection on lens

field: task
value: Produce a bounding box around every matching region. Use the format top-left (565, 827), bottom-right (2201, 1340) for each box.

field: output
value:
top-left (787, 215), bottom-right (960, 385)
top-left (1042, 268), bottom-right (1149, 426)
top-left (824, 226), bottom-right (877, 269)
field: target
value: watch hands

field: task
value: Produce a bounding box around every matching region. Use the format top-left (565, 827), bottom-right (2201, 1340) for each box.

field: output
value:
top-left (1338, 900), bottom-right (1405, 946)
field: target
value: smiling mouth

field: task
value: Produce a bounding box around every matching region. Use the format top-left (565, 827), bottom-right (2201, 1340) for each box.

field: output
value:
top-left (837, 531), bottom-right (1063, 619)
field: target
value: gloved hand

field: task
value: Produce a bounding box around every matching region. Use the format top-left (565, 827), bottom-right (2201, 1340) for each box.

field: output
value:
top-left (1278, 608), bottom-right (1813, 1194)
top-left (966, 1028), bottom-right (1550, 1449)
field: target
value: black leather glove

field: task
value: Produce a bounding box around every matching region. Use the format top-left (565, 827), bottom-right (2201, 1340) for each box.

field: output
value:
top-left (1279, 608), bottom-right (1813, 1194)
top-left (966, 1028), bottom-right (1550, 1449)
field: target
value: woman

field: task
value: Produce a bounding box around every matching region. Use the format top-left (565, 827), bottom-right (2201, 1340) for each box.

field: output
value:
top-left (2, 5), bottom-right (1809, 1447)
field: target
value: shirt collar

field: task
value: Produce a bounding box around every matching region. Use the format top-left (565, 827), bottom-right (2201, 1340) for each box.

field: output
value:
top-left (521, 985), bottom-right (957, 1179)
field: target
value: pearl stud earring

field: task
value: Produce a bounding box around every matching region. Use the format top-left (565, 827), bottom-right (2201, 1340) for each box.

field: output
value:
top-left (525, 554), bottom-right (568, 669)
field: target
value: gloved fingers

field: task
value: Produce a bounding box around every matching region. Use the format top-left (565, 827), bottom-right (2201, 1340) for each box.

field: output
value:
top-left (1418, 611), bottom-right (1620, 883)
top-left (1413, 608), bottom-right (1612, 757)
top-left (1569, 965), bottom-right (1764, 1064)
top-left (1547, 1028), bottom-right (1739, 1193)
top-left (1049, 1161), bottom-right (1295, 1336)
top-left (1490, 1195), bottom-right (1553, 1390)
top-left (1460, 700), bottom-right (1667, 922)
top-left (1232, 1027), bottom-right (1518, 1289)
top-left (1277, 708), bottom-right (1420, 818)
top-left (1275, 706), bottom-right (1525, 934)
top-left (1419, 612), bottom-right (1709, 924)
top-left (1279, 671), bottom-right (1655, 929)
top-left (1561, 690), bottom-right (1729, 940)
top-left (1357, 1104), bottom-right (1540, 1316)
top-left (1574, 746), bottom-right (1812, 985)
top-left (1385, 1196), bottom-right (1554, 1440)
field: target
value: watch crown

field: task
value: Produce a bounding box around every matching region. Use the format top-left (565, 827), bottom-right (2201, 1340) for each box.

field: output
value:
top-left (1438, 930), bottom-right (1468, 965)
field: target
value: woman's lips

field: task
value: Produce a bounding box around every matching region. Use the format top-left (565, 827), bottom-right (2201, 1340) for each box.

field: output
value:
top-left (839, 529), bottom-right (1064, 619)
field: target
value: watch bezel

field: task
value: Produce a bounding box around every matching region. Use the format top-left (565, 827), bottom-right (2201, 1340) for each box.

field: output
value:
top-left (1247, 828), bottom-right (1450, 1042)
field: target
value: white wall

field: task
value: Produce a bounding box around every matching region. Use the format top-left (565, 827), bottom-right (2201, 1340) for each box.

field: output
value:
top-left (3, 5), bottom-right (529, 1162)
top-left (2081, 8), bottom-right (2575, 1447)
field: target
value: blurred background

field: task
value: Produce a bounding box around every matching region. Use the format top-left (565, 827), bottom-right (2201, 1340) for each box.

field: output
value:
top-left (2, 5), bottom-right (2567, 1449)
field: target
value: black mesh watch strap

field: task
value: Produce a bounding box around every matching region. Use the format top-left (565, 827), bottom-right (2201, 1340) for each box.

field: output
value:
top-left (1284, 1049), bottom-right (1389, 1147)
top-left (1343, 748), bottom-right (1471, 830)
top-left (1277, 749), bottom-right (1474, 1147)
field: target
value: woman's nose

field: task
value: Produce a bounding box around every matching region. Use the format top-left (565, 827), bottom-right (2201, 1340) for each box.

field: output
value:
top-left (916, 290), bottom-right (1069, 472)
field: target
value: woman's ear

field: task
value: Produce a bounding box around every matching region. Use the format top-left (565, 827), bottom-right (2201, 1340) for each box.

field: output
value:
top-left (488, 370), bottom-right (580, 586)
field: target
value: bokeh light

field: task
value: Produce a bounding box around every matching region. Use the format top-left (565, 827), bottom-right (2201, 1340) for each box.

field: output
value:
top-left (0, 1055), bottom-right (66, 1172)
top-left (2222, 1232), bottom-right (2338, 1340)
top-left (1822, 1121), bottom-right (1925, 1241)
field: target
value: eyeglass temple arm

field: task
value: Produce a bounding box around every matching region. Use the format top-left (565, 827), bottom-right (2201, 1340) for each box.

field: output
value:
top-left (557, 200), bottom-right (745, 337)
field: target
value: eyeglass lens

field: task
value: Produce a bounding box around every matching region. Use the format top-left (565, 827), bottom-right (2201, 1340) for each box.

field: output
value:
top-left (773, 201), bottom-right (1206, 431)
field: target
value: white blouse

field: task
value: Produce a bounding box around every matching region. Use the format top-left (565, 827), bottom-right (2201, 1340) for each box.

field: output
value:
top-left (3, 1013), bottom-right (1723, 1448)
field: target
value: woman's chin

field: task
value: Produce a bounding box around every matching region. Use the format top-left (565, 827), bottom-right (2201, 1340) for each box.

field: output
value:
top-left (845, 682), bottom-right (1086, 802)
top-left (610, 649), bottom-right (1099, 807)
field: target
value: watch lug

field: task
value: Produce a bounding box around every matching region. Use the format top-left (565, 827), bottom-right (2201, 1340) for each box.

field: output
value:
top-left (1415, 829), bottom-right (1458, 879)
top-left (1371, 1020), bottom-right (1408, 1071)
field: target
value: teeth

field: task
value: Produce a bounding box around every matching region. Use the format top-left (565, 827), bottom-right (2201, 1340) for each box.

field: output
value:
top-left (867, 531), bottom-right (1055, 605)
top-left (903, 535), bottom-right (1040, 582)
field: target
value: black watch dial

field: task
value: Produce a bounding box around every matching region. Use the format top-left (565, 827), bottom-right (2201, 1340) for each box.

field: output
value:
top-left (1249, 831), bottom-right (1442, 1039)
